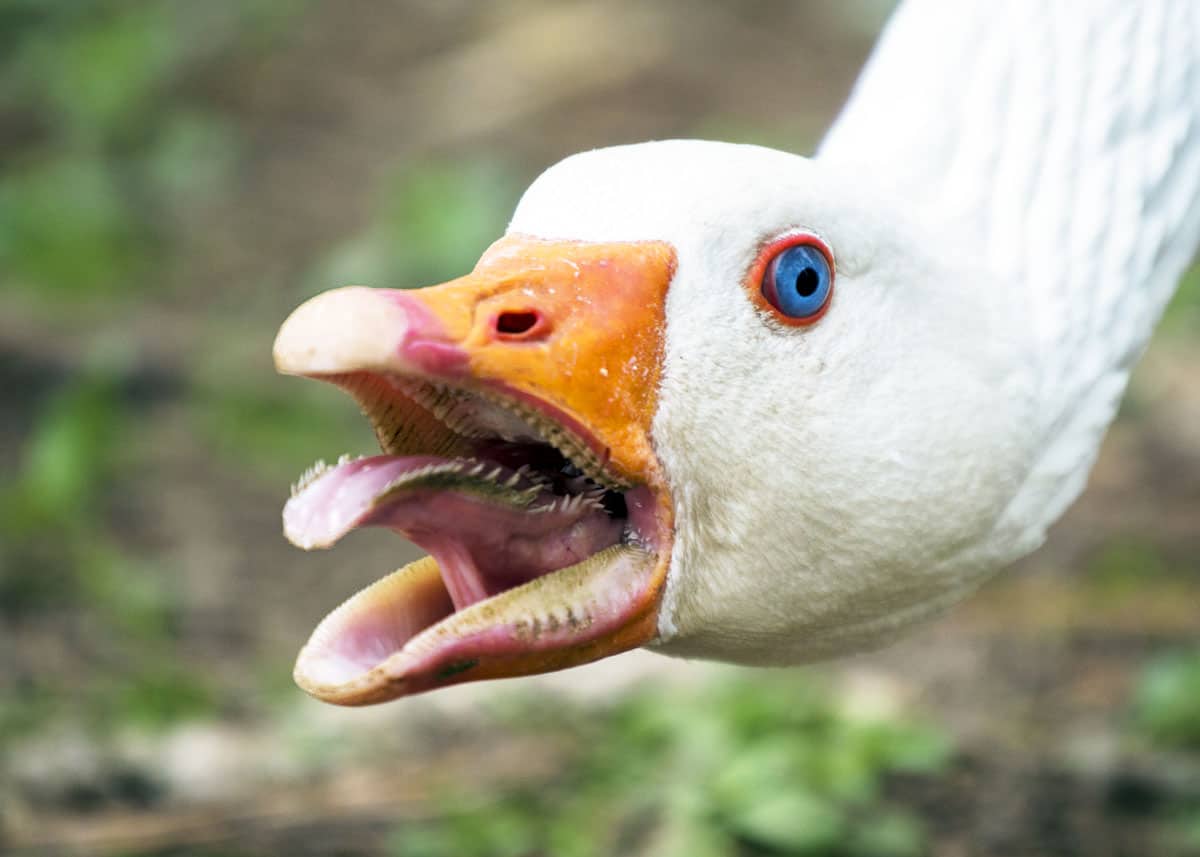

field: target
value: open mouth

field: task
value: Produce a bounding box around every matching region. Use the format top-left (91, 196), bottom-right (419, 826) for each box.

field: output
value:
top-left (274, 236), bottom-right (677, 704)
top-left (283, 373), bottom-right (666, 703)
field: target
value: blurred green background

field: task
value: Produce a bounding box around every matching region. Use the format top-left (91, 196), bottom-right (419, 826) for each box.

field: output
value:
top-left (1, 2), bottom-right (1198, 855)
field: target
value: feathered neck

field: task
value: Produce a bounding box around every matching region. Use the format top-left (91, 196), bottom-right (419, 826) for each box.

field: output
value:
top-left (820, 0), bottom-right (1200, 550)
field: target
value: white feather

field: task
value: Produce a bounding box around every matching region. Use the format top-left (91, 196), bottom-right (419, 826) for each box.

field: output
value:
top-left (506, 1), bottom-right (1200, 663)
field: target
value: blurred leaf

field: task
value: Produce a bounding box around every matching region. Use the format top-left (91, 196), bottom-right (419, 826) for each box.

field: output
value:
top-left (0, 679), bottom-right (56, 747)
top-left (1176, 809), bottom-right (1200, 852)
top-left (473, 802), bottom-right (541, 857)
top-left (0, 0), bottom-right (306, 310)
top-left (711, 738), bottom-right (810, 813)
top-left (644, 814), bottom-right (735, 857)
top-left (813, 732), bottom-right (879, 804)
top-left (313, 159), bottom-right (521, 293)
top-left (1133, 650), bottom-right (1200, 751)
top-left (858, 721), bottom-right (953, 775)
top-left (385, 674), bottom-right (952, 857)
top-left (388, 824), bottom-right (458, 857)
top-left (1089, 538), bottom-right (1173, 595)
top-left (0, 533), bottom-right (78, 614)
top-left (165, 0), bottom-right (310, 56)
top-left (144, 110), bottom-right (240, 205)
top-left (406, 799), bottom-right (540, 857)
top-left (14, 366), bottom-right (124, 521)
top-left (848, 811), bottom-right (926, 857)
top-left (97, 662), bottom-right (217, 730)
top-left (380, 161), bottom-right (519, 283)
top-left (0, 2), bottom-right (100, 93)
top-left (0, 0), bottom-right (318, 748)
top-left (195, 381), bottom-right (374, 484)
top-left (16, 4), bottom-right (175, 143)
top-left (0, 364), bottom-right (128, 615)
top-left (78, 548), bottom-right (175, 641)
top-left (1161, 262), bottom-right (1200, 334)
top-left (0, 156), bottom-right (149, 295)
top-left (727, 788), bottom-right (846, 854)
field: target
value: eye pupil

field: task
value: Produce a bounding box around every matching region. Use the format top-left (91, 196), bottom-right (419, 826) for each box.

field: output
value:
top-left (794, 267), bottom-right (819, 298)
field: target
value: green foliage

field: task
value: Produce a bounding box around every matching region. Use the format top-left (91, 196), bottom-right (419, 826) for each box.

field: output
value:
top-left (91, 662), bottom-right (217, 731)
top-left (1132, 646), bottom-right (1200, 857)
top-left (1087, 537), bottom-right (1175, 598)
top-left (15, 369), bottom-right (123, 517)
top-left (1175, 809), bottom-right (1200, 854)
top-left (0, 364), bottom-right (215, 746)
top-left (3, 661), bottom-right (216, 742)
top-left (391, 798), bottom-right (541, 857)
top-left (17, 3), bottom-right (177, 142)
top-left (845, 812), bottom-right (926, 857)
top-left (388, 675), bottom-right (951, 857)
top-left (1161, 262), bottom-right (1200, 335)
top-left (0, 0), bottom-right (300, 303)
top-left (1132, 650), bottom-right (1200, 752)
top-left (195, 381), bottom-right (376, 484)
top-left (313, 159), bottom-right (522, 293)
top-left (145, 110), bottom-right (241, 205)
top-left (0, 679), bottom-right (57, 744)
top-left (0, 155), bottom-right (149, 296)
top-left (0, 367), bottom-right (124, 613)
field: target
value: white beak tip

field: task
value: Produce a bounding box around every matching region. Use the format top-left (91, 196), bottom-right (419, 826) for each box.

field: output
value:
top-left (273, 286), bottom-right (410, 376)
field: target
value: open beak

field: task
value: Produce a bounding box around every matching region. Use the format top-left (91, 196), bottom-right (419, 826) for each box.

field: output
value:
top-left (274, 235), bottom-right (677, 704)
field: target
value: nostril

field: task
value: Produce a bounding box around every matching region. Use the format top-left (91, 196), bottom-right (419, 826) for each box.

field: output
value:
top-left (494, 310), bottom-right (542, 338)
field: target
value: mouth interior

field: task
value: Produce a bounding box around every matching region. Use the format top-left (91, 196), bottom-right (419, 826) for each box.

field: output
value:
top-left (283, 372), bottom-right (659, 692)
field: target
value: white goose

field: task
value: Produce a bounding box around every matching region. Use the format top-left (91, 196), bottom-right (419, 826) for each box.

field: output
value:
top-left (274, 0), bottom-right (1200, 704)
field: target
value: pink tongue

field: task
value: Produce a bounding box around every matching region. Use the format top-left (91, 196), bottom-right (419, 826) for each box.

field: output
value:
top-left (284, 457), bottom-right (440, 549)
top-left (284, 456), bottom-right (623, 610)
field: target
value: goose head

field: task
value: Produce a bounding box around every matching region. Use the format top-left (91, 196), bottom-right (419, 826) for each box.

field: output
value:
top-left (275, 140), bottom-right (1040, 704)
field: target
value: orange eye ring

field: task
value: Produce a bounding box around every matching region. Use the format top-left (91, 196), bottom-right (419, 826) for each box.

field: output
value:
top-left (745, 231), bottom-right (835, 327)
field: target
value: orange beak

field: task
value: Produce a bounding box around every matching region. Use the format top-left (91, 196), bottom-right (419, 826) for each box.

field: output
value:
top-left (274, 235), bottom-right (678, 703)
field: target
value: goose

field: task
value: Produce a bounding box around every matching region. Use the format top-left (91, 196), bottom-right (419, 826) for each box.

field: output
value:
top-left (273, 0), bottom-right (1200, 705)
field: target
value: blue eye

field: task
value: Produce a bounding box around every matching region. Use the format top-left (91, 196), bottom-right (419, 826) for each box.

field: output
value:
top-left (761, 242), bottom-right (833, 322)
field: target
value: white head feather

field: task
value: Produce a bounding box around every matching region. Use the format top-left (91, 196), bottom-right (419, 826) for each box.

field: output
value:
top-left (507, 0), bottom-right (1200, 663)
